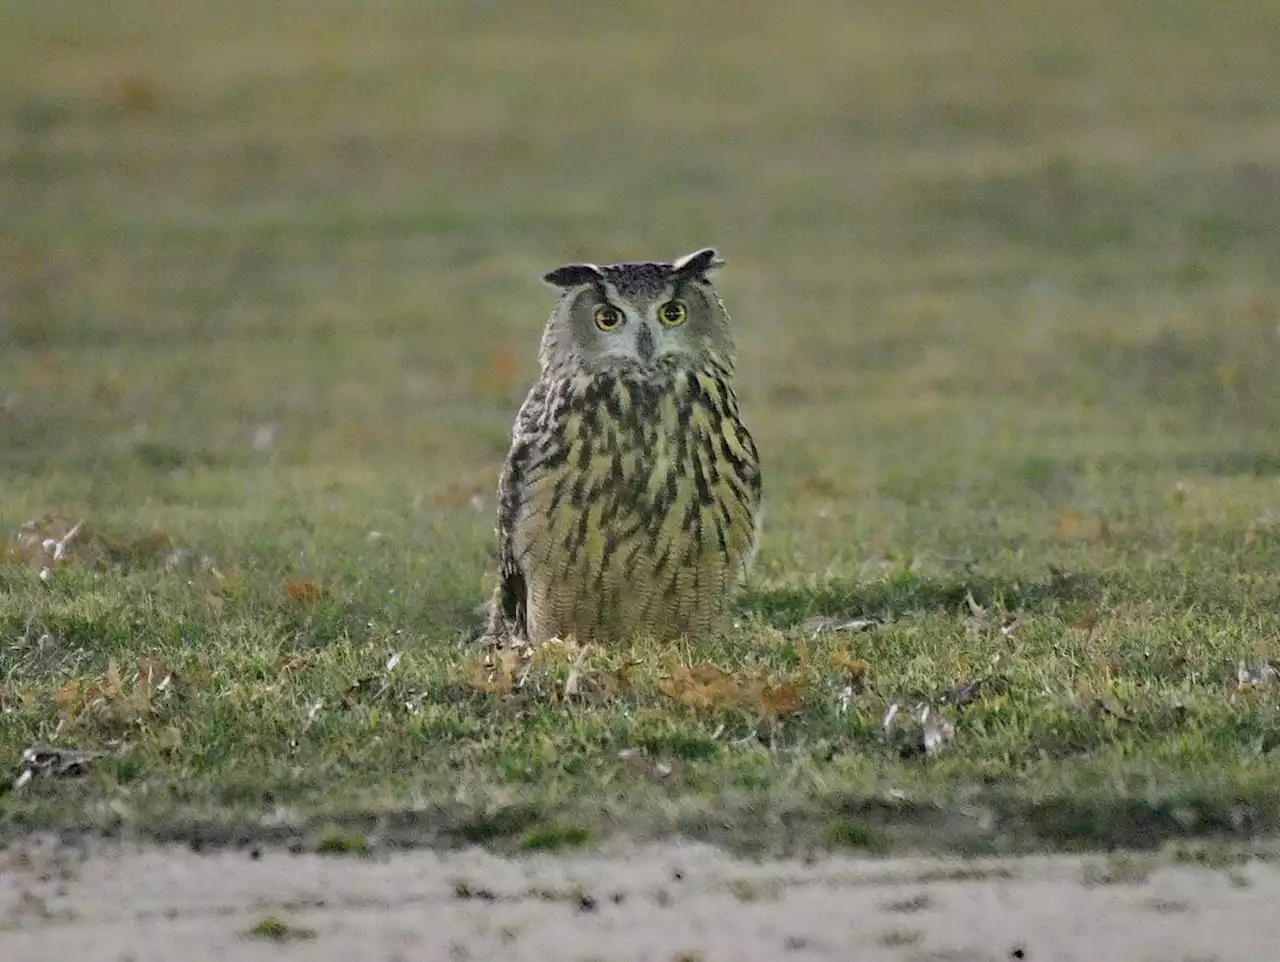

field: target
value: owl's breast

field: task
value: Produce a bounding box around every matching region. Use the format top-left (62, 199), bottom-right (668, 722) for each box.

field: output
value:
top-left (510, 365), bottom-right (761, 643)
top-left (517, 368), bottom-right (758, 567)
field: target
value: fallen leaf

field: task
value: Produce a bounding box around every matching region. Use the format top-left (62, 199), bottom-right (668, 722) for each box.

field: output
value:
top-left (750, 679), bottom-right (808, 719)
top-left (489, 344), bottom-right (520, 387)
top-left (461, 645), bottom-right (532, 694)
top-left (460, 655), bottom-right (506, 694)
top-left (117, 74), bottom-right (157, 113)
top-left (656, 663), bottom-right (741, 713)
top-left (609, 662), bottom-right (634, 693)
top-left (828, 648), bottom-right (871, 689)
top-left (103, 660), bottom-right (124, 700)
top-left (274, 655), bottom-right (313, 678)
top-left (689, 663), bottom-right (730, 686)
top-left (54, 680), bottom-right (84, 714)
top-left (1058, 511), bottom-right (1079, 538)
top-left (283, 580), bottom-right (326, 603)
top-left (56, 660), bottom-right (158, 735)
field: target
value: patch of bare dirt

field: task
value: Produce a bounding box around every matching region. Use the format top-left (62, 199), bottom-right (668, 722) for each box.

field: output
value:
top-left (2, 837), bottom-right (1277, 961)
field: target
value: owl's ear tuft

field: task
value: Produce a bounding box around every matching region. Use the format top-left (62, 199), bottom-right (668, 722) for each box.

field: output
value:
top-left (542, 263), bottom-right (605, 289)
top-left (671, 247), bottom-right (725, 280)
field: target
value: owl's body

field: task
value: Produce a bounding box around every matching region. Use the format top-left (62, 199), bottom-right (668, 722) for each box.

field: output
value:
top-left (484, 248), bottom-right (761, 647)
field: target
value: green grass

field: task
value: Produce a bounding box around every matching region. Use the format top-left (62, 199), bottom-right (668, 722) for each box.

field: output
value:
top-left (244, 917), bottom-right (316, 942)
top-left (3, 0), bottom-right (1280, 856)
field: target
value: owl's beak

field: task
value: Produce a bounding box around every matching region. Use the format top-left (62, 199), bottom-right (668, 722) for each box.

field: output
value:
top-left (635, 323), bottom-right (656, 362)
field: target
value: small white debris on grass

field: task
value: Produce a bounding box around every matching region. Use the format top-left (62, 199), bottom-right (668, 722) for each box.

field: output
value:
top-left (801, 615), bottom-right (877, 639)
top-left (1238, 660), bottom-right (1280, 690)
top-left (12, 745), bottom-right (107, 792)
top-left (252, 423), bottom-right (278, 451)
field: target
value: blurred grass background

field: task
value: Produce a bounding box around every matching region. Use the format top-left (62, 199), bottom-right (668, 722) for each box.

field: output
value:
top-left (2, 1), bottom-right (1280, 850)
top-left (6, 1), bottom-right (1279, 515)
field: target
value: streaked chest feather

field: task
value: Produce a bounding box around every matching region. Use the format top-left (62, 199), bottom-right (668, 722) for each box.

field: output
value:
top-left (510, 365), bottom-right (760, 639)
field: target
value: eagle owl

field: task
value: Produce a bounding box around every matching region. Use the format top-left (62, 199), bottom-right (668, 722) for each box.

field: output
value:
top-left (482, 248), bottom-right (762, 647)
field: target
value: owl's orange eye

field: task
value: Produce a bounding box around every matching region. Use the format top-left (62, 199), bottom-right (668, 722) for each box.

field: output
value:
top-left (593, 305), bottom-right (624, 331)
top-left (658, 300), bottom-right (687, 327)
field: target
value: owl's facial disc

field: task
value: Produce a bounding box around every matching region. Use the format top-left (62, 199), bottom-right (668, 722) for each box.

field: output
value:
top-left (591, 279), bottom-right (679, 367)
top-left (539, 254), bottom-right (732, 378)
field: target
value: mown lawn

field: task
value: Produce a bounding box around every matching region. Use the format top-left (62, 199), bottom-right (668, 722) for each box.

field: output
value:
top-left (2, 0), bottom-right (1280, 855)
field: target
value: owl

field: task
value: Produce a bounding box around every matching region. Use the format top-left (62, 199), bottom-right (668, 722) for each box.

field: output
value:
top-left (482, 247), bottom-right (762, 648)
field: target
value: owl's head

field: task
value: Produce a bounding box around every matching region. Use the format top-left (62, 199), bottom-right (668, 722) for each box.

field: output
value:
top-left (536, 248), bottom-right (735, 377)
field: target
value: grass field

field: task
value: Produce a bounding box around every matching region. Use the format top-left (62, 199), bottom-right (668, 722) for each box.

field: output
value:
top-left (3, 0), bottom-right (1280, 856)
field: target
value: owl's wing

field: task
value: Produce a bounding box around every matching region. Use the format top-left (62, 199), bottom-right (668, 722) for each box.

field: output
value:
top-left (736, 418), bottom-right (764, 573)
top-left (487, 380), bottom-right (553, 643)
top-left (493, 459), bottom-right (528, 641)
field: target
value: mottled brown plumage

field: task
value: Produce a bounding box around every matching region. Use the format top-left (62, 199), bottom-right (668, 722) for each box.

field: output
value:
top-left (483, 248), bottom-right (761, 647)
